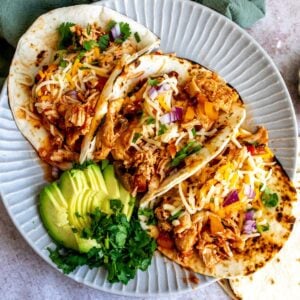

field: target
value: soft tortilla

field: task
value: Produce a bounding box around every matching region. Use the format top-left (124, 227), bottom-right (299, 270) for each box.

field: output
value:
top-left (80, 54), bottom-right (246, 198)
top-left (148, 157), bottom-right (297, 278)
top-left (226, 219), bottom-right (300, 299)
top-left (8, 5), bottom-right (159, 169)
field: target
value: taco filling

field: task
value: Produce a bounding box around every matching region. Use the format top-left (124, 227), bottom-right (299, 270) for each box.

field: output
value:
top-left (93, 56), bottom-right (242, 194)
top-left (31, 21), bottom-right (142, 166)
top-left (139, 127), bottom-right (296, 277)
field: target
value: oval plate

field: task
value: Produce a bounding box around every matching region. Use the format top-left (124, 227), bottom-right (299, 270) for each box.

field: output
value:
top-left (0, 0), bottom-right (297, 296)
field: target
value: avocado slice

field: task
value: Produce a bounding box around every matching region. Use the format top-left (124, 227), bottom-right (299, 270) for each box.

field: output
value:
top-left (39, 183), bottom-right (78, 250)
top-left (119, 183), bottom-right (134, 219)
top-left (103, 165), bottom-right (120, 199)
top-left (83, 164), bottom-right (108, 194)
top-left (59, 169), bottom-right (88, 203)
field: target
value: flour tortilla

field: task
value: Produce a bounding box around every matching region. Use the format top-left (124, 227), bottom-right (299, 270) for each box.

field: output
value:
top-left (8, 5), bottom-right (159, 169)
top-left (144, 156), bottom-right (297, 278)
top-left (224, 219), bottom-right (300, 299)
top-left (80, 54), bottom-right (246, 197)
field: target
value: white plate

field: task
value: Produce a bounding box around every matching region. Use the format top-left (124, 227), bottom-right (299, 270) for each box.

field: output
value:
top-left (0, 0), bottom-right (297, 296)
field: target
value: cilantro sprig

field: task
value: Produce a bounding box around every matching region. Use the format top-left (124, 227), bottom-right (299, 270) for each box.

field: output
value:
top-left (261, 186), bottom-right (279, 208)
top-left (170, 141), bottom-right (202, 167)
top-left (48, 205), bottom-right (156, 284)
top-left (58, 22), bottom-right (75, 49)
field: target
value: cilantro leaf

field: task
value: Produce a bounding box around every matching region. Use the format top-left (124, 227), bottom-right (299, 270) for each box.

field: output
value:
top-left (170, 141), bottom-right (202, 167)
top-left (191, 127), bottom-right (196, 137)
top-left (132, 132), bottom-right (142, 143)
top-left (83, 40), bottom-right (98, 51)
top-left (148, 78), bottom-right (158, 86)
top-left (262, 189), bottom-right (279, 208)
top-left (107, 20), bottom-right (117, 31)
top-left (138, 208), bottom-right (157, 225)
top-left (146, 117), bottom-right (155, 125)
top-left (257, 223), bottom-right (270, 233)
top-left (59, 59), bottom-right (68, 68)
top-left (158, 124), bottom-right (167, 135)
top-left (168, 209), bottom-right (184, 221)
top-left (134, 32), bottom-right (141, 43)
top-left (98, 34), bottom-right (110, 51)
top-left (110, 199), bottom-right (124, 213)
top-left (58, 22), bottom-right (75, 49)
top-left (72, 160), bottom-right (95, 170)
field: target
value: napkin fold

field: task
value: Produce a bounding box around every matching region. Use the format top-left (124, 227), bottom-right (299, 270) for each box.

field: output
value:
top-left (0, 0), bottom-right (266, 88)
top-left (195, 0), bottom-right (266, 29)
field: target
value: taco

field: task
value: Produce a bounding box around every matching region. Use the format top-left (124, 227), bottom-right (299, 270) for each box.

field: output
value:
top-left (82, 53), bottom-right (246, 196)
top-left (139, 127), bottom-right (297, 278)
top-left (226, 220), bottom-right (300, 299)
top-left (8, 5), bottom-right (159, 169)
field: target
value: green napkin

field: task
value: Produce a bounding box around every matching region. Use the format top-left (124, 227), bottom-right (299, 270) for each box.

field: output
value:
top-left (195, 0), bottom-right (265, 28)
top-left (0, 0), bottom-right (266, 89)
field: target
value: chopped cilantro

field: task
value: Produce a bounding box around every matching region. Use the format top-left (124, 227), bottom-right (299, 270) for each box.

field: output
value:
top-left (101, 159), bottom-right (109, 171)
top-left (148, 78), bottom-right (158, 86)
top-left (86, 24), bottom-right (91, 35)
top-left (168, 210), bottom-right (183, 221)
top-left (170, 141), bottom-right (202, 167)
top-left (257, 223), bottom-right (270, 233)
top-left (75, 212), bottom-right (82, 218)
top-left (113, 22), bottom-right (131, 44)
top-left (132, 132), bottom-right (142, 143)
top-left (110, 199), bottom-right (124, 213)
top-left (134, 32), bottom-right (141, 43)
top-left (83, 40), bottom-right (98, 51)
top-left (138, 208), bottom-right (157, 225)
top-left (59, 59), bottom-right (68, 68)
top-left (58, 22), bottom-right (75, 49)
top-left (261, 188), bottom-right (279, 208)
top-left (98, 34), bottom-right (110, 51)
top-left (107, 20), bottom-right (117, 31)
top-left (48, 208), bottom-right (157, 284)
top-left (158, 124), bottom-right (167, 135)
top-left (191, 127), bottom-right (196, 137)
top-left (73, 160), bottom-right (94, 170)
top-left (76, 51), bottom-right (86, 61)
top-left (146, 117), bottom-right (155, 124)
top-left (71, 228), bottom-right (78, 233)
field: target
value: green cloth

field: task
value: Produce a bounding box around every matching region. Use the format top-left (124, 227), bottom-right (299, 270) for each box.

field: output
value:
top-left (195, 0), bottom-right (265, 28)
top-left (0, 0), bottom-right (265, 88)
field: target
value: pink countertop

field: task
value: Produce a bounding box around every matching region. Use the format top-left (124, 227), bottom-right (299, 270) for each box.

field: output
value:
top-left (1, 1), bottom-right (299, 299)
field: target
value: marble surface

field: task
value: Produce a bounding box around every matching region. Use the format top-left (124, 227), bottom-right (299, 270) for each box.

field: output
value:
top-left (1, 0), bottom-right (299, 299)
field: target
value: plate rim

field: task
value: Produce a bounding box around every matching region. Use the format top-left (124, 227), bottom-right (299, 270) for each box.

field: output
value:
top-left (0, 0), bottom-right (298, 296)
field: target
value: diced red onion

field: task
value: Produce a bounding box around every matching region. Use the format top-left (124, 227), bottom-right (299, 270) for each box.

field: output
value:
top-left (111, 24), bottom-right (121, 40)
top-left (65, 90), bottom-right (79, 100)
top-left (244, 184), bottom-right (255, 199)
top-left (148, 87), bottom-right (158, 100)
top-left (223, 190), bottom-right (239, 207)
top-left (243, 219), bottom-right (256, 234)
top-left (160, 107), bottom-right (183, 124)
top-left (158, 83), bottom-right (171, 93)
top-left (245, 210), bottom-right (254, 221)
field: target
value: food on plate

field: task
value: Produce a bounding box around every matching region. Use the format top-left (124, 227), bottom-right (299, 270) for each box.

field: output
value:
top-left (83, 54), bottom-right (246, 197)
top-left (220, 220), bottom-right (300, 300)
top-left (139, 127), bottom-right (297, 278)
top-left (40, 161), bottom-right (156, 284)
top-left (8, 5), bottom-right (159, 170)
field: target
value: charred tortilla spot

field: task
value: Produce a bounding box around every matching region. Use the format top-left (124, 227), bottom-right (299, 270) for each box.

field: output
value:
top-left (35, 50), bottom-right (46, 67)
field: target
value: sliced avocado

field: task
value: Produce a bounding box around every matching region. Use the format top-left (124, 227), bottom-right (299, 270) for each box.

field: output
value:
top-left (84, 164), bottom-right (108, 194)
top-left (103, 165), bottom-right (120, 199)
top-left (59, 169), bottom-right (88, 203)
top-left (92, 191), bottom-right (112, 215)
top-left (119, 183), bottom-right (133, 219)
top-left (39, 183), bottom-right (78, 250)
top-left (75, 235), bottom-right (99, 253)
